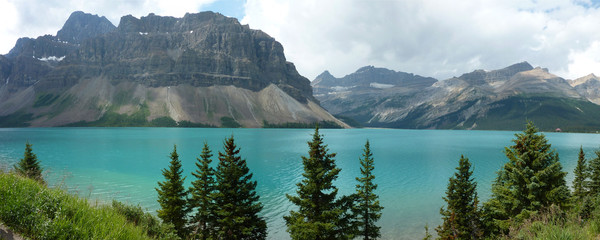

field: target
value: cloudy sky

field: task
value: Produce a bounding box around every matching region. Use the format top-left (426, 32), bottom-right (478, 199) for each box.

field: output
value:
top-left (1, 0), bottom-right (600, 80)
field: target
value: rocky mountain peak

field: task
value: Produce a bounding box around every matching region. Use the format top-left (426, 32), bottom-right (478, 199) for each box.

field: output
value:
top-left (571, 73), bottom-right (600, 87)
top-left (355, 65), bottom-right (376, 73)
top-left (503, 61), bottom-right (534, 73)
top-left (579, 73), bottom-right (599, 81)
top-left (571, 73), bottom-right (600, 105)
top-left (56, 11), bottom-right (116, 44)
top-left (317, 70), bottom-right (334, 78)
top-left (312, 70), bottom-right (336, 86)
top-left (458, 61), bottom-right (534, 85)
top-left (312, 65), bottom-right (437, 99)
top-left (117, 11), bottom-right (239, 34)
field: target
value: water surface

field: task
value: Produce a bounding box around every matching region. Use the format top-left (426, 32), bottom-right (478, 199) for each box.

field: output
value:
top-left (0, 128), bottom-right (598, 239)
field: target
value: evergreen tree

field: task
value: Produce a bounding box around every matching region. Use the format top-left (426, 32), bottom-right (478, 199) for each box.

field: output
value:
top-left (156, 145), bottom-right (190, 238)
top-left (14, 141), bottom-right (44, 184)
top-left (436, 155), bottom-right (482, 240)
top-left (284, 126), bottom-right (345, 240)
top-left (484, 122), bottom-right (570, 233)
top-left (189, 142), bottom-right (216, 239)
top-left (354, 140), bottom-right (383, 240)
top-left (572, 146), bottom-right (588, 199)
top-left (213, 135), bottom-right (266, 240)
top-left (588, 150), bottom-right (600, 195)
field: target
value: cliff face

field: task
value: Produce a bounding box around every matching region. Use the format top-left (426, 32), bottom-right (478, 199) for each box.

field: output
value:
top-left (41, 12), bottom-right (312, 102)
top-left (0, 11), bottom-right (342, 128)
top-left (2, 12), bottom-right (115, 93)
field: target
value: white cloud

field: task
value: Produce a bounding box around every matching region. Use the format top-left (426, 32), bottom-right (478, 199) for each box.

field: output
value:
top-left (565, 41), bottom-right (600, 79)
top-left (0, 0), bottom-right (217, 54)
top-left (242, 0), bottom-right (600, 80)
top-left (0, 0), bottom-right (18, 54)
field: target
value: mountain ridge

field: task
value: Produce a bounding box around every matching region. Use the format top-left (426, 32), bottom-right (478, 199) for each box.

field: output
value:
top-left (313, 62), bottom-right (600, 131)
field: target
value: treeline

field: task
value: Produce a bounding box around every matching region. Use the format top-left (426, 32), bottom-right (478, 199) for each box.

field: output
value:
top-left (263, 120), bottom-right (343, 128)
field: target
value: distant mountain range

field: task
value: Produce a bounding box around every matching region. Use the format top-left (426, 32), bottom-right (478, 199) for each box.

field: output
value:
top-left (0, 11), bottom-right (345, 127)
top-left (313, 62), bottom-right (600, 131)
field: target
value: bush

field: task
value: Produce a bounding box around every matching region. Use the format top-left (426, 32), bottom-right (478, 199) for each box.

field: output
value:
top-left (111, 200), bottom-right (180, 239)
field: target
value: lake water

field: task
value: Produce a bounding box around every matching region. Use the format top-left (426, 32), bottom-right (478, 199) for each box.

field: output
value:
top-left (0, 128), bottom-right (599, 239)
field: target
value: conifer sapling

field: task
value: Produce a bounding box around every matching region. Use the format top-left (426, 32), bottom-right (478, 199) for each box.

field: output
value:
top-left (354, 140), bottom-right (383, 240)
top-left (156, 145), bottom-right (190, 238)
top-left (15, 141), bottom-right (44, 184)
top-left (213, 135), bottom-right (266, 239)
top-left (189, 142), bottom-right (216, 239)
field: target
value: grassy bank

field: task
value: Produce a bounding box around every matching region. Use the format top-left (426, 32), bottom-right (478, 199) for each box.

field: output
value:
top-left (0, 172), bottom-right (177, 240)
top-left (500, 201), bottom-right (600, 239)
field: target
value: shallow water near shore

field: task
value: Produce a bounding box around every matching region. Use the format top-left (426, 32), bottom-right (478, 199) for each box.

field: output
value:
top-left (0, 127), bottom-right (598, 239)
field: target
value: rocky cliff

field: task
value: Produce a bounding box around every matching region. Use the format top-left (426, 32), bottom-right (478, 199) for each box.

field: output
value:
top-left (314, 62), bottom-right (600, 131)
top-left (0, 11), bottom-right (344, 128)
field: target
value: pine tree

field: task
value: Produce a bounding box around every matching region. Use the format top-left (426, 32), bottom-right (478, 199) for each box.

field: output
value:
top-left (354, 140), bottom-right (383, 240)
top-left (572, 146), bottom-right (588, 199)
top-left (284, 126), bottom-right (345, 240)
top-left (484, 122), bottom-right (570, 232)
top-left (156, 145), bottom-right (190, 238)
top-left (213, 135), bottom-right (266, 240)
top-left (436, 155), bottom-right (482, 240)
top-left (588, 150), bottom-right (600, 195)
top-left (189, 142), bottom-right (216, 239)
top-left (14, 141), bottom-right (44, 184)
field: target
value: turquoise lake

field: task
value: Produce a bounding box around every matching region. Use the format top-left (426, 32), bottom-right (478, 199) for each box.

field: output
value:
top-left (1, 128), bottom-right (599, 239)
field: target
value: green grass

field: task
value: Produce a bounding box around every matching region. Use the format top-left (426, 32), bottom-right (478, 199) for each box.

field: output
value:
top-left (500, 197), bottom-right (600, 240)
top-left (0, 173), bottom-right (178, 239)
top-left (33, 93), bottom-right (59, 108)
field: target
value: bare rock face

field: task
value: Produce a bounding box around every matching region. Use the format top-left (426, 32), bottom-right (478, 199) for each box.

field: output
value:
top-left (0, 11), bottom-right (339, 128)
top-left (43, 12), bottom-right (312, 103)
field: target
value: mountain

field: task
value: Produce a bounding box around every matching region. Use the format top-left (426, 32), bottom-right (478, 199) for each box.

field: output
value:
top-left (0, 11), bottom-right (345, 128)
top-left (312, 66), bottom-right (438, 120)
top-left (570, 74), bottom-right (600, 105)
top-left (313, 62), bottom-right (600, 131)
